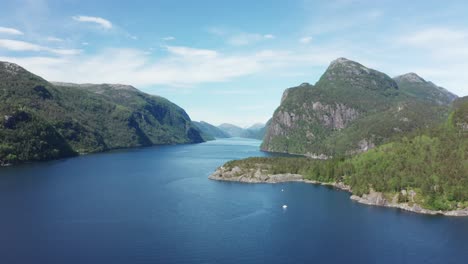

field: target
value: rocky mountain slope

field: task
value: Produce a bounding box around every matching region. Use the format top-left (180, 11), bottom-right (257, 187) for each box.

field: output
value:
top-left (0, 61), bottom-right (204, 165)
top-left (261, 58), bottom-right (457, 156)
top-left (394, 73), bottom-right (457, 105)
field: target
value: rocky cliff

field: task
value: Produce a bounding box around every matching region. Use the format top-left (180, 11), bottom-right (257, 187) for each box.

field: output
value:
top-left (261, 58), bottom-right (456, 156)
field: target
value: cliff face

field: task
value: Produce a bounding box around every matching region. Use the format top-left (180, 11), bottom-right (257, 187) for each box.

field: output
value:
top-left (0, 61), bottom-right (204, 165)
top-left (261, 58), bottom-right (455, 156)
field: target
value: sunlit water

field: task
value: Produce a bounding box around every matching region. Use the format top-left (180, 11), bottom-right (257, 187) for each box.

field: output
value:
top-left (0, 138), bottom-right (467, 263)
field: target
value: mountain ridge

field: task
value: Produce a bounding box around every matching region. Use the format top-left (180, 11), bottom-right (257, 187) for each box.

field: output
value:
top-left (261, 57), bottom-right (458, 156)
top-left (0, 61), bottom-right (204, 165)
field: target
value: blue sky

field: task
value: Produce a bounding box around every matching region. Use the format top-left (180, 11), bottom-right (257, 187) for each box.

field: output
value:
top-left (1, 0), bottom-right (467, 126)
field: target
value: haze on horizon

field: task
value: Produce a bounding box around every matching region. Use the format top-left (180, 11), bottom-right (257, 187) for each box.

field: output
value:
top-left (0, 0), bottom-right (467, 127)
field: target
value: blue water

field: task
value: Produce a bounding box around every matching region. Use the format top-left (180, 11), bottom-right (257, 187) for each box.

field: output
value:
top-left (0, 138), bottom-right (467, 264)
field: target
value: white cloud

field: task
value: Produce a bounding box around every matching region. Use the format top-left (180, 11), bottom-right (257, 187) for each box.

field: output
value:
top-left (399, 27), bottom-right (467, 47)
top-left (0, 45), bottom-right (333, 88)
top-left (299, 36), bottom-right (313, 44)
top-left (0, 39), bottom-right (42, 51)
top-left (163, 36), bottom-right (175, 41)
top-left (214, 31), bottom-right (276, 46)
top-left (46, 37), bottom-right (63, 42)
top-left (0, 39), bottom-right (348, 90)
top-left (82, 42), bottom-right (89, 46)
top-left (166, 45), bottom-right (218, 58)
top-left (0, 39), bottom-right (81, 55)
top-left (390, 27), bottom-right (468, 96)
top-left (72, 15), bottom-right (112, 29)
top-left (0, 26), bottom-right (24, 35)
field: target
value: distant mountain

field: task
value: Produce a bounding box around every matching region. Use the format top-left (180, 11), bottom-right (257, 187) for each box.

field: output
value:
top-left (262, 57), bottom-right (456, 157)
top-left (247, 123), bottom-right (265, 131)
top-left (192, 121), bottom-right (230, 140)
top-left (0, 61), bottom-right (204, 166)
top-left (218, 123), bottom-right (267, 140)
top-left (394, 73), bottom-right (458, 105)
top-left (218, 123), bottom-right (245, 137)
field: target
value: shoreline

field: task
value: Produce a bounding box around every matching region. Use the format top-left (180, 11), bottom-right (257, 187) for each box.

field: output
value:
top-left (0, 140), bottom-right (206, 168)
top-left (209, 166), bottom-right (468, 217)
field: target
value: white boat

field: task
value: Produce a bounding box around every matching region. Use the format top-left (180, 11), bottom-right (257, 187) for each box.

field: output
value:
top-left (282, 204), bottom-right (288, 209)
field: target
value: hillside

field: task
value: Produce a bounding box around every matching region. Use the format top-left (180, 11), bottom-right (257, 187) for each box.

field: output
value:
top-left (262, 58), bottom-right (457, 156)
top-left (0, 61), bottom-right (204, 165)
top-left (213, 97), bottom-right (468, 212)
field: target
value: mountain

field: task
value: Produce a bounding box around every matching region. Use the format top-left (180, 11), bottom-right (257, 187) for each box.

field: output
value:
top-left (218, 123), bottom-right (267, 140)
top-left (0, 61), bottom-right (204, 166)
top-left (192, 121), bottom-right (230, 140)
top-left (213, 98), bottom-right (468, 212)
top-left (247, 123), bottom-right (265, 131)
top-left (218, 123), bottom-right (245, 137)
top-left (394, 73), bottom-right (458, 105)
top-left (261, 58), bottom-right (457, 157)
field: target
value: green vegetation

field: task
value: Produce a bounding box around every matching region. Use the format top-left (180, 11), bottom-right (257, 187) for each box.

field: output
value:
top-left (394, 73), bottom-right (458, 105)
top-left (229, 97), bottom-right (468, 211)
top-left (0, 62), bottom-right (204, 165)
top-left (261, 58), bottom-right (457, 156)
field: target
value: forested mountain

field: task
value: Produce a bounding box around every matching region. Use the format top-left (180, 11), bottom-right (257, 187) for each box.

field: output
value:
top-left (217, 96), bottom-right (468, 211)
top-left (262, 58), bottom-right (457, 156)
top-left (0, 61), bottom-right (204, 165)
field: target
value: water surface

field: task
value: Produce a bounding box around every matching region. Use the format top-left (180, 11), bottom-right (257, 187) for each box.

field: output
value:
top-left (1, 138), bottom-right (467, 263)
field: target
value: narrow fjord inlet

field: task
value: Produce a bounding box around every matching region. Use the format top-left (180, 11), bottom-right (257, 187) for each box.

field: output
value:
top-left (1, 1), bottom-right (468, 263)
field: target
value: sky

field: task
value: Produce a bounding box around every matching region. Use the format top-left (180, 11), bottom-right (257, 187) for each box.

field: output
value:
top-left (0, 0), bottom-right (467, 127)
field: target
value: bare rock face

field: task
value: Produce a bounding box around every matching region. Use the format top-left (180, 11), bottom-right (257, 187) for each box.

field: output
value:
top-left (310, 102), bottom-right (359, 130)
top-left (262, 98), bottom-right (359, 154)
top-left (350, 189), bottom-right (468, 216)
top-left (209, 166), bottom-right (303, 183)
top-left (396, 73), bottom-right (426, 83)
top-left (0, 61), bottom-right (27, 75)
top-left (457, 122), bottom-right (468, 132)
top-left (357, 139), bottom-right (375, 152)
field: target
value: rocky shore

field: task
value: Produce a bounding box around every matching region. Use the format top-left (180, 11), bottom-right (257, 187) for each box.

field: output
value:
top-left (209, 165), bottom-right (468, 217)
